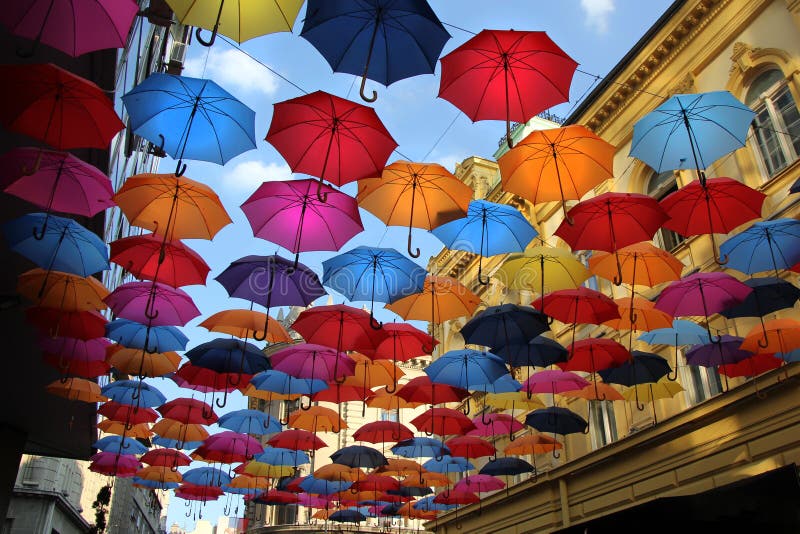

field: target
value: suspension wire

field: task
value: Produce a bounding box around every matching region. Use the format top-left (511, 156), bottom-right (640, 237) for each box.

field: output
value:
top-left (422, 111), bottom-right (462, 161)
top-left (575, 68), bottom-right (670, 101)
top-left (442, 21), bottom-right (477, 36)
top-left (217, 35), bottom-right (308, 95)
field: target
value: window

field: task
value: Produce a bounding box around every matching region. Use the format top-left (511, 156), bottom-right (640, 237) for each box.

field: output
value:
top-left (647, 171), bottom-right (685, 251)
top-left (588, 399), bottom-right (617, 449)
top-left (746, 69), bottom-right (800, 176)
top-left (679, 352), bottom-right (722, 406)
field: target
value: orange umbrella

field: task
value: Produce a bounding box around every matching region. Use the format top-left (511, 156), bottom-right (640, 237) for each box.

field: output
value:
top-left (357, 161), bottom-right (472, 257)
top-left (375, 458), bottom-right (426, 477)
top-left (226, 475), bottom-right (271, 491)
top-left (44, 377), bottom-right (107, 402)
top-left (397, 502), bottom-right (438, 520)
top-left (366, 386), bottom-right (424, 410)
top-left (241, 383), bottom-right (300, 402)
top-left (498, 124), bottom-right (614, 219)
top-left (348, 353), bottom-right (405, 403)
top-left (602, 297), bottom-right (673, 332)
top-left (97, 419), bottom-right (152, 439)
top-left (402, 470), bottom-right (451, 488)
top-left (741, 318), bottom-right (800, 354)
top-left (152, 419), bottom-right (209, 443)
top-left (106, 345), bottom-right (182, 378)
top-left (589, 242), bottom-right (684, 287)
top-left (287, 405), bottom-right (346, 433)
top-left (314, 464), bottom-right (365, 482)
top-left (199, 308), bottom-right (291, 343)
top-left (386, 275), bottom-right (480, 324)
top-left (504, 433), bottom-right (562, 456)
top-left (560, 382), bottom-right (624, 401)
top-left (135, 466), bottom-right (183, 484)
top-left (113, 173), bottom-right (231, 240)
top-left (18, 269), bottom-right (108, 311)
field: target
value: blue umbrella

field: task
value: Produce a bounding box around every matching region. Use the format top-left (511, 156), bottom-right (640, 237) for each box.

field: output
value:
top-left (250, 369), bottom-right (328, 396)
top-left (300, 0), bottom-right (450, 102)
top-left (432, 200), bottom-right (538, 284)
top-left (329, 509), bottom-right (366, 524)
top-left (132, 478), bottom-right (180, 490)
top-left (331, 445), bottom-right (388, 469)
top-left (630, 91), bottom-right (755, 185)
top-left (101, 380), bottom-right (165, 408)
top-left (182, 466), bottom-right (231, 487)
top-left (93, 435), bottom-right (148, 455)
top-left (391, 437), bottom-right (450, 458)
top-left (493, 335), bottom-right (568, 368)
top-left (423, 455), bottom-right (473, 474)
top-left (254, 448), bottom-right (310, 466)
top-left (720, 277), bottom-right (800, 349)
top-left (638, 319), bottom-right (710, 380)
top-left (299, 476), bottom-right (352, 495)
top-left (414, 495), bottom-right (457, 511)
top-left (424, 349), bottom-right (510, 391)
top-left (460, 303), bottom-right (549, 349)
top-left (122, 73), bottom-right (256, 176)
top-left (524, 406), bottom-right (587, 457)
top-left (151, 436), bottom-right (203, 450)
top-left (3, 212), bottom-right (108, 276)
top-left (719, 219), bottom-right (800, 276)
top-left (217, 409), bottom-right (281, 436)
top-left (105, 318), bottom-right (188, 353)
top-left (322, 245), bottom-right (426, 327)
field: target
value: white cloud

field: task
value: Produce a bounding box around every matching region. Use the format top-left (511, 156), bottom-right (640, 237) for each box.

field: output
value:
top-left (183, 48), bottom-right (279, 96)
top-left (221, 160), bottom-right (292, 191)
top-left (580, 0), bottom-right (615, 34)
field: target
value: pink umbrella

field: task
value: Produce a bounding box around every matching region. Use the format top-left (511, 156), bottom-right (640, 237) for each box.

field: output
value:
top-left (655, 272), bottom-right (752, 340)
top-left (39, 336), bottom-right (110, 378)
top-left (297, 493), bottom-right (333, 508)
top-left (103, 281), bottom-right (200, 327)
top-left (271, 343), bottom-right (355, 391)
top-left (0, 148), bottom-right (115, 216)
top-left (241, 179), bottom-right (363, 269)
top-left (88, 452), bottom-right (140, 477)
top-left (522, 370), bottom-right (590, 397)
top-left (454, 474), bottom-right (505, 494)
top-left (467, 413), bottom-right (524, 441)
top-left (193, 431), bottom-right (264, 463)
top-left (0, 0), bottom-right (139, 57)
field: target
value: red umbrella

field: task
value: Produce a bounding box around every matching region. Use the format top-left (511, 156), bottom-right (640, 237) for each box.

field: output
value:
top-left (110, 234), bottom-right (210, 288)
top-left (434, 489), bottom-right (479, 505)
top-left (175, 483), bottom-right (223, 502)
top-left (659, 177), bottom-right (766, 264)
top-left (532, 287), bottom-right (620, 325)
top-left (254, 489), bottom-right (300, 505)
top-left (140, 448), bottom-right (192, 469)
top-left (350, 474), bottom-right (400, 493)
top-left (719, 353), bottom-right (783, 378)
top-left (438, 29), bottom-right (577, 148)
top-left (311, 381), bottom-right (373, 404)
top-left (173, 364), bottom-right (244, 394)
top-left (267, 429), bottom-right (327, 452)
top-left (410, 407), bottom-right (476, 436)
top-left (445, 436), bottom-right (496, 460)
top-left (559, 338), bottom-right (630, 399)
top-left (291, 305), bottom-right (387, 358)
top-left (193, 431), bottom-right (264, 463)
top-left (0, 63), bottom-right (124, 152)
top-left (98, 401), bottom-right (159, 426)
top-left (352, 421), bottom-right (414, 444)
top-left (372, 323), bottom-right (438, 362)
top-left (265, 90), bottom-right (397, 200)
top-left (555, 192), bottom-right (669, 281)
top-left (396, 376), bottom-right (470, 406)
top-left (156, 397), bottom-right (218, 425)
top-left (25, 307), bottom-right (107, 340)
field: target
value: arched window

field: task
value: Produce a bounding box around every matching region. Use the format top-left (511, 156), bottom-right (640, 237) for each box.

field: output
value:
top-left (647, 170), bottom-right (685, 251)
top-left (746, 68), bottom-right (800, 176)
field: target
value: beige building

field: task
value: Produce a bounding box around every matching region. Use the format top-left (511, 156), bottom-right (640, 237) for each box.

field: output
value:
top-left (428, 0), bottom-right (800, 531)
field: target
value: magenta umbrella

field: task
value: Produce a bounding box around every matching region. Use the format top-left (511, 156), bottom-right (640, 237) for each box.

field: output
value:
top-left (103, 281), bottom-right (201, 327)
top-left (454, 474), bottom-right (505, 494)
top-left (1, 0), bottom-right (139, 57)
top-left (522, 370), bottom-right (590, 397)
top-left (241, 179), bottom-right (363, 269)
top-left (88, 452), bottom-right (141, 477)
top-left (467, 413), bottom-right (524, 442)
top-left (655, 272), bottom-right (752, 341)
top-left (193, 431), bottom-right (264, 464)
top-left (271, 343), bottom-right (355, 408)
top-left (39, 336), bottom-right (110, 377)
top-left (1, 147), bottom-right (115, 216)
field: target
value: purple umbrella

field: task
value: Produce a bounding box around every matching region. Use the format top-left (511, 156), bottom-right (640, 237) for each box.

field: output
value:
top-left (685, 335), bottom-right (754, 391)
top-left (271, 343), bottom-right (355, 408)
top-left (1, 0), bottom-right (139, 57)
top-left (655, 272), bottom-right (752, 341)
top-left (214, 254), bottom-right (325, 339)
top-left (241, 179), bottom-right (363, 269)
top-left (103, 281), bottom-right (200, 327)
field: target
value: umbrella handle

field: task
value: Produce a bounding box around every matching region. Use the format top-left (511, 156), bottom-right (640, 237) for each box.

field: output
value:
top-left (709, 232), bottom-right (729, 265)
top-left (505, 119), bottom-right (514, 150)
top-left (215, 388), bottom-right (229, 408)
top-left (359, 76), bottom-right (377, 103)
top-left (407, 230), bottom-right (420, 258)
top-left (194, 0), bottom-right (224, 47)
top-left (286, 253), bottom-right (300, 275)
top-left (315, 178), bottom-right (329, 203)
top-left (369, 311), bottom-right (383, 330)
top-left (462, 399), bottom-right (470, 416)
top-left (300, 395), bottom-right (312, 411)
top-left (666, 346), bottom-right (679, 381)
top-left (174, 160), bottom-right (187, 177)
top-left (481, 410), bottom-right (491, 426)
top-left (552, 447), bottom-right (560, 459)
top-left (32, 214), bottom-right (49, 241)
top-left (21, 149), bottom-right (44, 176)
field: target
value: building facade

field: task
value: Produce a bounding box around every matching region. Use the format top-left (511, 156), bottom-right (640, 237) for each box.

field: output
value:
top-left (429, 0), bottom-right (800, 531)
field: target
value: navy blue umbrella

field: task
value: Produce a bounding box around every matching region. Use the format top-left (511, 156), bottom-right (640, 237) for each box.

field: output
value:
top-left (414, 495), bottom-right (457, 511)
top-left (525, 406), bottom-right (587, 457)
top-left (331, 445), bottom-right (388, 469)
top-left (492, 335), bottom-right (568, 368)
top-left (479, 457), bottom-right (534, 476)
top-left (300, 0), bottom-right (450, 102)
top-left (599, 351), bottom-right (672, 410)
top-left (460, 304), bottom-right (550, 349)
top-left (719, 219), bottom-right (800, 277)
top-left (105, 318), bottom-right (188, 353)
top-left (322, 245), bottom-right (426, 327)
top-left (432, 200), bottom-right (538, 284)
top-left (329, 509), bottom-right (366, 524)
top-left (122, 73), bottom-right (256, 176)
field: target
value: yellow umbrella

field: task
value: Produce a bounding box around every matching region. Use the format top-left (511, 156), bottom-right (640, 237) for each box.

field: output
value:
top-left (623, 379), bottom-right (684, 424)
top-left (106, 345), bottom-right (182, 378)
top-left (242, 461), bottom-right (295, 479)
top-left (484, 391), bottom-right (545, 411)
top-left (494, 245), bottom-right (589, 297)
top-left (166, 0), bottom-right (303, 46)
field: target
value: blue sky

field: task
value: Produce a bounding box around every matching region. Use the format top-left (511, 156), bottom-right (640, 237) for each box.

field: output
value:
top-left (159, 0), bottom-right (674, 529)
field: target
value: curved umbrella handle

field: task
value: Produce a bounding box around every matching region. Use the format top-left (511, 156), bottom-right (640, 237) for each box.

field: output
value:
top-left (481, 409), bottom-right (491, 426)
top-left (561, 199), bottom-right (575, 226)
top-left (315, 177), bottom-right (329, 203)
top-left (300, 395), bottom-right (312, 411)
top-left (359, 76), bottom-right (377, 103)
top-left (462, 399), bottom-right (470, 416)
top-left (407, 229), bottom-right (420, 258)
top-left (201, 404), bottom-right (214, 421)
top-left (477, 256), bottom-right (490, 286)
top-left (21, 148), bottom-right (44, 176)
top-left (32, 214), bottom-right (49, 241)
top-left (635, 385), bottom-right (645, 412)
top-left (369, 310), bottom-right (383, 330)
top-left (666, 346), bottom-right (679, 381)
top-left (174, 160), bottom-right (187, 177)
top-left (552, 447), bottom-right (560, 459)
top-left (215, 388), bottom-right (229, 408)
top-left (194, 0), bottom-right (225, 47)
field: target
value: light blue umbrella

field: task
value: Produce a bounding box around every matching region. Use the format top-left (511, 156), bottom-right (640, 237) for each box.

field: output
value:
top-left (299, 476), bottom-right (352, 495)
top-left (422, 455), bottom-right (474, 474)
top-left (630, 91), bottom-right (755, 184)
top-left (432, 200), bottom-right (538, 284)
top-left (249, 369), bottom-right (328, 395)
top-left (217, 409), bottom-right (281, 436)
top-left (182, 466), bottom-right (231, 487)
top-left (322, 245), bottom-right (426, 328)
top-left (93, 435), bottom-right (148, 455)
top-left (390, 437), bottom-right (450, 459)
top-left (151, 436), bottom-right (203, 450)
top-left (424, 349), bottom-right (510, 391)
top-left (132, 478), bottom-right (180, 490)
top-left (105, 318), bottom-right (189, 353)
top-left (122, 73), bottom-right (257, 176)
top-left (639, 319), bottom-right (711, 381)
top-left (101, 380), bottom-right (166, 408)
top-left (3, 212), bottom-right (108, 276)
top-left (414, 496), bottom-right (457, 511)
top-left (719, 219), bottom-right (800, 276)
top-left (254, 448), bottom-right (310, 466)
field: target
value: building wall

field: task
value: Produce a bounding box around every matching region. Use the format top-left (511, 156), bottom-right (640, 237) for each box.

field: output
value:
top-left (430, 0), bottom-right (800, 530)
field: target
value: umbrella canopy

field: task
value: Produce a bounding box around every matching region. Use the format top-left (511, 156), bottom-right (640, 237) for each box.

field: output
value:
top-left (0, 0), bottom-right (138, 56)
top-left (560, 338), bottom-right (630, 373)
top-left (193, 431), bottom-right (264, 463)
top-left (424, 349), bottom-right (509, 391)
top-left (300, 0), bottom-right (450, 101)
top-left (39, 336), bottom-right (109, 378)
top-left (299, 476), bottom-right (353, 495)
top-left (432, 200), bottom-right (538, 283)
top-left (266, 90), bottom-right (397, 197)
top-left (532, 287), bottom-right (620, 326)
top-left (271, 343), bottom-right (354, 383)
top-left (524, 406), bottom-right (587, 436)
top-left (0, 148), bottom-right (114, 217)
top-left (444, 436), bottom-right (496, 459)
top-left (479, 457), bottom-right (534, 477)
top-left (396, 375), bottom-right (470, 406)
top-left (460, 304), bottom-right (550, 349)
top-left (26, 307), bottom-right (106, 340)
top-left (522, 370), bottom-right (590, 396)
top-left (454, 474), bottom-right (504, 494)
top-left (104, 281), bottom-right (200, 327)
top-left (89, 452), bottom-right (140, 478)
top-left (589, 242), bottom-right (684, 287)
top-left (167, 0), bottom-right (302, 45)
top-left (623, 380), bottom-right (684, 402)
top-left (218, 409), bottom-right (281, 436)
top-left (105, 319), bottom-right (188, 353)
top-left (322, 246), bottom-right (426, 324)
top-left (241, 178), bottom-right (363, 268)
top-left (113, 173), bottom-right (231, 240)
top-left (372, 323), bottom-right (438, 362)
top-left (630, 91), bottom-right (755, 182)
top-left (106, 345), bottom-right (181, 378)
top-left (410, 407), bottom-right (476, 436)
top-left (17, 269), bottom-right (108, 311)
top-left (741, 318), bottom-right (800, 355)
top-left (599, 351), bottom-right (673, 408)
top-left (353, 421), bottom-right (414, 444)
top-left (288, 406), bottom-right (346, 433)
top-left (719, 219), bottom-right (800, 276)
top-left (331, 445), bottom-right (388, 469)
top-left (685, 336), bottom-right (753, 367)
top-left (391, 437), bottom-right (450, 459)
top-left (638, 319), bottom-right (711, 346)
top-left (493, 335), bottom-right (568, 368)
top-left (499, 125), bottom-right (615, 216)
top-left (256, 447), bottom-right (310, 466)
top-left (386, 275), bottom-right (481, 324)
top-left (182, 467), bottom-right (232, 488)
top-left (199, 309), bottom-right (291, 344)
top-left (157, 398), bottom-right (217, 425)
top-left (0, 63), bottom-right (124, 150)
top-left (602, 297), bottom-right (674, 332)
top-left (250, 369), bottom-right (328, 396)
top-left (101, 380), bottom-right (166, 408)
top-left (504, 433), bottom-right (563, 456)
top-left (291, 305), bottom-right (388, 357)
top-left (184, 338), bottom-right (269, 375)
top-left (438, 29), bottom-right (577, 147)
top-left (93, 435), bottom-right (148, 455)
top-left (495, 245), bottom-right (590, 298)
top-left (719, 353), bottom-right (784, 378)
top-left (109, 234), bottom-right (210, 288)
top-left (424, 456), bottom-right (474, 474)
top-left (267, 429), bottom-right (327, 451)
top-left (357, 161), bottom-right (472, 257)
top-left (140, 449), bottom-right (191, 469)
top-left (122, 73), bottom-right (257, 174)
top-left (98, 401), bottom-right (158, 426)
